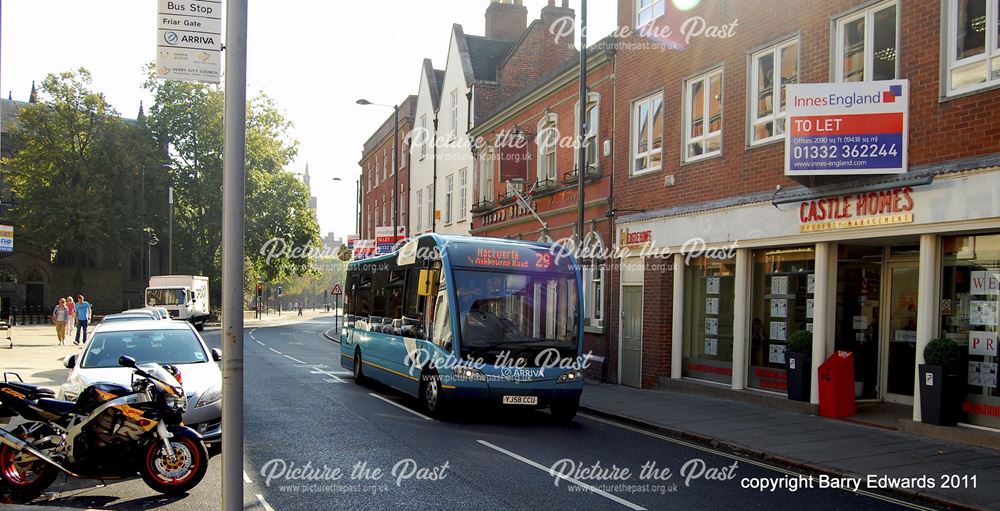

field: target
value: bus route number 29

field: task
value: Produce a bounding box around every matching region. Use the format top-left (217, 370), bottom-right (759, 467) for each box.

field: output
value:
top-left (535, 253), bottom-right (552, 270)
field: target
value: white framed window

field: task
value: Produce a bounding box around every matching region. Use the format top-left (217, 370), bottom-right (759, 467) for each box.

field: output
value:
top-left (416, 189), bottom-right (423, 232)
top-left (458, 168), bottom-right (467, 220)
top-left (536, 113), bottom-right (558, 182)
top-left (444, 175), bottom-right (454, 224)
top-left (374, 200), bottom-right (380, 228)
top-left (835, 0), bottom-right (898, 82)
top-left (635, 0), bottom-right (665, 28)
top-left (480, 147), bottom-right (495, 203)
top-left (450, 89), bottom-right (459, 138)
top-left (425, 185), bottom-right (433, 229)
top-left (684, 68), bottom-right (723, 162)
top-left (582, 263), bottom-right (605, 328)
top-left (420, 115), bottom-right (428, 158)
top-left (383, 150), bottom-right (388, 181)
top-left (631, 93), bottom-right (663, 175)
top-left (946, 0), bottom-right (1000, 95)
top-left (574, 93), bottom-right (600, 171)
top-left (750, 38), bottom-right (799, 145)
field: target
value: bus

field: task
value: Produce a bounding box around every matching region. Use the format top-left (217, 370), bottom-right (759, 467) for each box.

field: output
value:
top-left (341, 234), bottom-right (585, 420)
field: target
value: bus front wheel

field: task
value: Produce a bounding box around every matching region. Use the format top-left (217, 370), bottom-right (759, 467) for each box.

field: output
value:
top-left (550, 398), bottom-right (579, 422)
top-left (420, 371), bottom-right (447, 417)
top-left (352, 349), bottom-right (366, 385)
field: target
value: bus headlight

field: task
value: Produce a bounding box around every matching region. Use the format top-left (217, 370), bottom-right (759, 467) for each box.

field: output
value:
top-left (452, 367), bottom-right (486, 382)
top-left (557, 370), bottom-right (583, 383)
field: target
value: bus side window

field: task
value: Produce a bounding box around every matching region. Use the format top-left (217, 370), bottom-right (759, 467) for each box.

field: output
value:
top-left (430, 290), bottom-right (452, 351)
top-left (372, 270), bottom-right (387, 318)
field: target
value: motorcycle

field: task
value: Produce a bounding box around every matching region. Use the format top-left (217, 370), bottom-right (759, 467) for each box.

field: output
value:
top-left (0, 355), bottom-right (209, 498)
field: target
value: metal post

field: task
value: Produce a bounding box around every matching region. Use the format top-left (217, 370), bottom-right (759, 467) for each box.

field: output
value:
top-left (576, 0), bottom-right (588, 247)
top-left (140, 164), bottom-right (146, 286)
top-left (356, 179), bottom-right (361, 235)
top-left (431, 114), bottom-right (438, 233)
top-left (168, 186), bottom-right (174, 273)
top-left (221, 0), bottom-right (247, 509)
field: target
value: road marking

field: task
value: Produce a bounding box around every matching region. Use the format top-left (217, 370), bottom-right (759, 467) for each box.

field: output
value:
top-left (579, 414), bottom-right (933, 511)
top-left (309, 367), bottom-right (346, 383)
top-left (255, 340), bottom-right (265, 346)
top-left (255, 493), bottom-right (275, 511)
top-left (476, 440), bottom-right (646, 510)
top-left (268, 347), bottom-right (282, 355)
top-left (243, 470), bottom-right (252, 484)
top-left (249, 329), bottom-right (258, 340)
top-left (283, 354), bottom-right (306, 364)
top-left (368, 393), bottom-right (433, 421)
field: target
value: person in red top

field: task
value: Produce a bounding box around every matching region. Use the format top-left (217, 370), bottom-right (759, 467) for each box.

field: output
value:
top-left (65, 295), bottom-right (76, 340)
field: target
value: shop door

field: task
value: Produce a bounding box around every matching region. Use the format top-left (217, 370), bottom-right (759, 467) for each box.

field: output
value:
top-left (621, 286), bottom-right (643, 388)
top-left (882, 262), bottom-right (918, 404)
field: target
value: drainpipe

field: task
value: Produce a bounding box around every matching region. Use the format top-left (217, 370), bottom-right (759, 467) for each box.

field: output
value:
top-left (432, 113), bottom-right (439, 233)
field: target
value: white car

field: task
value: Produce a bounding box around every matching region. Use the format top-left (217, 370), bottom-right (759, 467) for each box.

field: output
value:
top-left (145, 306), bottom-right (171, 320)
top-left (123, 308), bottom-right (162, 320)
top-left (60, 320), bottom-right (222, 442)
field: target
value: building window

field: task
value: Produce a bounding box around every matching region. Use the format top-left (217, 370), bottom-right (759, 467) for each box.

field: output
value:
top-left (575, 93), bottom-right (600, 171)
top-left (458, 168), bottom-right (467, 220)
top-left (480, 147), bottom-right (495, 203)
top-left (445, 174), bottom-right (454, 224)
top-left (416, 190), bottom-right (423, 232)
top-left (941, 234), bottom-right (1000, 430)
top-left (635, 0), bottom-right (664, 28)
top-left (383, 151), bottom-right (388, 181)
top-left (450, 89), bottom-right (459, 138)
top-left (374, 201), bottom-right (380, 228)
top-left (682, 255), bottom-right (736, 385)
top-left (582, 263), bottom-right (604, 328)
top-left (631, 93), bottom-right (663, 175)
top-left (420, 115), bottom-right (428, 158)
top-left (835, 0), bottom-right (898, 82)
top-left (684, 68), bottom-right (723, 162)
top-left (536, 113), bottom-right (558, 182)
top-left (748, 247), bottom-right (815, 393)
top-left (425, 185), bottom-right (433, 230)
top-left (750, 38), bottom-right (799, 145)
top-left (946, 0), bottom-right (1000, 95)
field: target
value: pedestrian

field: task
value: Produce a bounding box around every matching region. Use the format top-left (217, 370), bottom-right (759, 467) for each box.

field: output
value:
top-left (52, 298), bottom-right (69, 345)
top-left (297, 302), bottom-right (303, 316)
top-left (65, 295), bottom-right (76, 340)
top-left (74, 295), bottom-right (92, 346)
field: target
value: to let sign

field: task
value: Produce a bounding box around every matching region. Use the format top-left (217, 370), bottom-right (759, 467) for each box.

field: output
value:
top-left (156, 0), bottom-right (222, 84)
top-left (785, 80), bottom-right (909, 176)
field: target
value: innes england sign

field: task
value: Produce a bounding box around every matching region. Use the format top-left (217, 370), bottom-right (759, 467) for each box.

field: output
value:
top-left (785, 80), bottom-right (909, 176)
top-left (156, 0), bottom-right (222, 84)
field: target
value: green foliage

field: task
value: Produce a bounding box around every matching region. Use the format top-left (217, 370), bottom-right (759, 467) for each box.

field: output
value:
top-left (924, 337), bottom-right (961, 368)
top-left (786, 330), bottom-right (813, 353)
top-left (2, 68), bottom-right (160, 264)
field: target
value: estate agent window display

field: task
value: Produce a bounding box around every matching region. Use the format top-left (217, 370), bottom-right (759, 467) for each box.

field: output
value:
top-left (748, 247), bottom-right (816, 392)
top-left (681, 255), bottom-right (736, 385)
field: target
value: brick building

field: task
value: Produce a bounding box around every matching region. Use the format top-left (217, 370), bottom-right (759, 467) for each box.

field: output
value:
top-left (607, 0), bottom-right (1000, 431)
top-left (469, 39), bottom-right (617, 377)
top-left (359, 95), bottom-right (416, 242)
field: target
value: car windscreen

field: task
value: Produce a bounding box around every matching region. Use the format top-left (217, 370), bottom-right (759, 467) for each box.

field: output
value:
top-left (146, 288), bottom-right (186, 306)
top-left (81, 329), bottom-right (209, 368)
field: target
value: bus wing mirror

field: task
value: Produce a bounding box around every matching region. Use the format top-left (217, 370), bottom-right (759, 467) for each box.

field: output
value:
top-left (417, 269), bottom-right (438, 296)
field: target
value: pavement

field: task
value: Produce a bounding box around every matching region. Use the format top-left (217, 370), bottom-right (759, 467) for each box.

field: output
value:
top-left (579, 383), bottom-right (999, 510)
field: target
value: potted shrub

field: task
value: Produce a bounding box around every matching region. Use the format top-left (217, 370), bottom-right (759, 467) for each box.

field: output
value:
top-left (919, 337), bottom-right (962, 426)
top-left (785, 330), bottom-right (813, 402)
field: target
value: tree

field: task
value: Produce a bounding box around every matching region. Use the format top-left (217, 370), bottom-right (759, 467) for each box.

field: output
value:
top-left (143, 71), bottom-right (319, 306)
top-left (2, 69), bottom-right (159, 268)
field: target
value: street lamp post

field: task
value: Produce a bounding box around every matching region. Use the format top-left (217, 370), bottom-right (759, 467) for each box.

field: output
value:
top-left (356, 99), bottom-right (400, 240)
top-left (168, 186), bottom-right (173, 273)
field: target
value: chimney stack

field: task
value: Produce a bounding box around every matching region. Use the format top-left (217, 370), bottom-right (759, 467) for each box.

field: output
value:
top-left (540, 0), bottom-right (575, 44)
top-left (485, 0), bottom-right (528, 42)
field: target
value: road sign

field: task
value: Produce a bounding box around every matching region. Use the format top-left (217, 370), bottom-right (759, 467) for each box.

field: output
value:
top-left (785, 80), bottom-right (909, 176)
top-left (156, 0), bottom-right (222, 84)
top-left (331, 283), bottom-right (343, 296)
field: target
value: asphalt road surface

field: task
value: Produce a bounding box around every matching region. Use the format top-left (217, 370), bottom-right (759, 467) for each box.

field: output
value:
top-left (10, 317), bottom-right (943, 510)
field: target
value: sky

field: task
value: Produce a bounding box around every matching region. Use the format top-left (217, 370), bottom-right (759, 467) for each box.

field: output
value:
top-left (1, 0), bottom-right (617, 242)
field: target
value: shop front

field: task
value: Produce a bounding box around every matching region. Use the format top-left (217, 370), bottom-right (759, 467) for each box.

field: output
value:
top-left (616, 167), bottom-right (1000, 430)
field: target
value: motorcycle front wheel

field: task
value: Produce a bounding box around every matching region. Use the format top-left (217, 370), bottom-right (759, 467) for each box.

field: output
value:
top-left (139, 435), bottom-right (209, 495)
top-left (0, 424), bottom-right (59, 499)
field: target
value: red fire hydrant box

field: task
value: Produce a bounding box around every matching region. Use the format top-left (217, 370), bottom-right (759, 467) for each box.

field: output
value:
top-left (818, 351), bottom-right (856, 418)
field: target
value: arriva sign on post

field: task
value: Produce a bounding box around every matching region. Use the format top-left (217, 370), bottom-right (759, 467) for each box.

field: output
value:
top-left (156, 0), bottom-right (222, 84)
top-left (785, 80), bottom-right (909, 176)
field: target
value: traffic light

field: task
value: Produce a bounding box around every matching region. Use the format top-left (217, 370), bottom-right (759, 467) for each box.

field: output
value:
top-left (256, 283), bottom-right (264, 297)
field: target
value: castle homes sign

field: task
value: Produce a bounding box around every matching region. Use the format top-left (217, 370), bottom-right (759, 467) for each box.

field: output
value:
top-left (799, 186), bottom-right (915, 233)
top-left (156, 0), bottom-right (222, 84)
top-left (785, 80), bottom-right (909, 176)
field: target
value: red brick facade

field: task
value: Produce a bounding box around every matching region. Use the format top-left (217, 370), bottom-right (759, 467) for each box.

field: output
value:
top-left (359, 96), bottom-right (416, 240)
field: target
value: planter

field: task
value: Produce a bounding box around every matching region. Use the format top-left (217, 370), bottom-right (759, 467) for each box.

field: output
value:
top-left (786, 351), bottom-right (811, 402)
top-left (918, 364), bottom-right (961, 426)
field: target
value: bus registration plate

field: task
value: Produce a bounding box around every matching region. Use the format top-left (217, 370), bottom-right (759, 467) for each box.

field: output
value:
top-left (502, 395), bottom-right (538, 405)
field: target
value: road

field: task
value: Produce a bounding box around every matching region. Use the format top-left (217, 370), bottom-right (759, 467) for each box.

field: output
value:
top-left (12, 316), bottom-right (940, 510)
